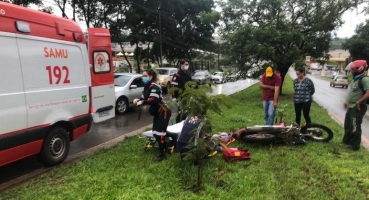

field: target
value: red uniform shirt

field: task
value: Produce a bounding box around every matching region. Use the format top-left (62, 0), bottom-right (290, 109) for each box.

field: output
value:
top-left (261, 73), bottom-right (281, 101)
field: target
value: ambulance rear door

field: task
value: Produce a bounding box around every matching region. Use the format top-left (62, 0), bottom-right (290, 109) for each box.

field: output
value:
top-left (88, 28), bottom-right (115, 123)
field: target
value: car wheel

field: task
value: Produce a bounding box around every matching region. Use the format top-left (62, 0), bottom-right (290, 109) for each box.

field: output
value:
top-left (40, 127), bottom-right (70, 166)
top-left (116, 97), bottom-right (128, 114)
top-left (166, 82), bottom-right (171, 94)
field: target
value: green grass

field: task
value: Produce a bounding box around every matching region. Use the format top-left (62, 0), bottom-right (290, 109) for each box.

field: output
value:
top-left (2, 76), bottom-right (369, 200)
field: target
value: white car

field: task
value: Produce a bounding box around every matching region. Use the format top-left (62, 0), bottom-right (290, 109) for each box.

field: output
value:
top-left (114, 73), bottom-right (145, 114)
top-left (212, 72), bottom-right (225, 83)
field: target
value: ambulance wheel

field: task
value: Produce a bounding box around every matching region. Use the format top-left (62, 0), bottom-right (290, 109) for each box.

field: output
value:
top-left (40, 127), bottom-right (70, 167)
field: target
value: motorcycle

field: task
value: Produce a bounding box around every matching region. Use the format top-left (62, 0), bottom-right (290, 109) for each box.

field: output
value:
top-left (233, 122), bottom-right (333, 145)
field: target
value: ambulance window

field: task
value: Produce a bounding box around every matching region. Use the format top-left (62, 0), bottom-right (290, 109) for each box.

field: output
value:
top-left (93, 51), bottom-right (111, 74)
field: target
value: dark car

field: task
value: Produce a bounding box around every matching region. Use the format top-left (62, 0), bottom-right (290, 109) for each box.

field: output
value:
top-left (191, 70), bottom-right (212, 85)
top-left (225, 72), bottom-right (237, 82)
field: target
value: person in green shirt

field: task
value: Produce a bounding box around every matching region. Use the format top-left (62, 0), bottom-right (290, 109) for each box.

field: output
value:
top-left (343, 61), bottom-right (369, 151)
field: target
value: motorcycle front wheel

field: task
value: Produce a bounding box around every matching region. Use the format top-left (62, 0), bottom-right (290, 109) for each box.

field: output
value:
top-left (301, 123), bottom-right (333, 142)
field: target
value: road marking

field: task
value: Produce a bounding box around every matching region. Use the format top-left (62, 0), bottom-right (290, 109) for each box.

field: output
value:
top-left (327, 110), bottom-right (369, 148)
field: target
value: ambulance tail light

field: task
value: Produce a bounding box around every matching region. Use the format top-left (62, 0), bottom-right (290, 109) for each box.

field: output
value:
top-left (15, 21), bottom-right (30, 33)
top-left (73, 32), bottom-right (82, 42)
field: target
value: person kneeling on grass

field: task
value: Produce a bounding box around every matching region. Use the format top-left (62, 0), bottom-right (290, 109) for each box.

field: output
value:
top-left (176, 115), bottom-right (218, 160)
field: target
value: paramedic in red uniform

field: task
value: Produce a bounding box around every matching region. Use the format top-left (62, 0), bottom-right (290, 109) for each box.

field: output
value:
top-left (134, 70), bottom-right (172, 161)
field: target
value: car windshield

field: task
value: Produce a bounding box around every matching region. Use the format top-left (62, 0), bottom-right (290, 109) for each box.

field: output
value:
top-left (114, 75), bottom-right (132, 86)
top-left (194, 72), bottom-right (205, 76)
top-left (214, 72), bottom-right (222, 75)
top-left (156, 69), bottom-right (169, 75)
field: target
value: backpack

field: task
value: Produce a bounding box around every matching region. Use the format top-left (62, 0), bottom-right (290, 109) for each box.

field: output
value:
top-left (358, 75), bottom-right (369, 105)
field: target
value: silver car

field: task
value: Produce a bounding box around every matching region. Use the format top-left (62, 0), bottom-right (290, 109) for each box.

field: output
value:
top-left (191, 70), bottom-right (212, 85)
top-left (114, 73), bottom-right (144, 114)
top-left (212, 72), bottom-right (225, 84)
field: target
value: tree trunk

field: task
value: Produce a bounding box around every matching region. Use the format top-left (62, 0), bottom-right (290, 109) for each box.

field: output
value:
top-left (116, 41), bottom-right (132, 73)
top-left (196, 159), bottom-right (202, 188)
top-left (276, 63), bottom-right (293, 95)
top-left (135, 43), bottom-right (140, 73)
top-left (147, 43), bottom-right (150, 69)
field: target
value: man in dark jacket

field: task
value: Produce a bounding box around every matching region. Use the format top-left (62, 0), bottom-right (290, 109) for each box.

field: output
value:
top-left (171, 59), bottom-right (192, 101)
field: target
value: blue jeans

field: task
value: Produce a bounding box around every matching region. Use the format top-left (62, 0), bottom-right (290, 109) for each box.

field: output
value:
top-left (263, 100), bottom-right (275, 125)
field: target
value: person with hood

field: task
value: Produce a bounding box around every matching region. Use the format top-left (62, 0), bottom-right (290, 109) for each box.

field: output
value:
top-left (134, 69), bottom-right (172, 161)
top-left (342, 60), bottom-right (369, 151)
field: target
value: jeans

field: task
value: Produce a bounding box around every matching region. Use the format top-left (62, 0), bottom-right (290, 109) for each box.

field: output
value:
top-left (263, 100), bottom-right (275, 125)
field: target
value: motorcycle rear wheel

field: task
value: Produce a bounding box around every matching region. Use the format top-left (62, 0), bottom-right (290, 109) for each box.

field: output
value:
top-left (241, 133), bottom-right (277, 143)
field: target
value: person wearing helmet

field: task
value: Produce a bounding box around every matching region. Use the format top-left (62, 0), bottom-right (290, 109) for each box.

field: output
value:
top-left (342, 60), bottom-right (369, 151)
top-left (259, 66), bottom-right (282, 125)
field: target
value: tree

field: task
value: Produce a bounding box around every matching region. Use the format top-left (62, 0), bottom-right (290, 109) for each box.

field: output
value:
top-left (342, 21), bottom-right (369, 61)
top-left (39, 6), bottom-right (53, 14)
top-left (168, 82), bottom-right (232, 191)
top-left (123, 0), bottom-right (219, 66)
top-left (7, 0), bottom-right (42, 6)
top-left (219, 0), bottom-right (357, 93)
top-left (50, 0), bottom-right (219, 69)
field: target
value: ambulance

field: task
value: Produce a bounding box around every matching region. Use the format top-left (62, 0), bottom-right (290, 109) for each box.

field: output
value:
top-left (0, 2), bottom-right (115, 167)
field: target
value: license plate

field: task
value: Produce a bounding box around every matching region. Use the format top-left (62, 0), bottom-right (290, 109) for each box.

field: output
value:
top-left (98, 110), bottom-right (110, 117)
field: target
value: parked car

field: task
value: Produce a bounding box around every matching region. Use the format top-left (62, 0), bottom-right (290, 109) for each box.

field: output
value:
top-left (225, 72), bottom-right (237, 82)
top-left (236, 71), bottom-right (247, 80)
top-left (114, 73), bottom-right (145, 114)
top-left (212, 72), bottom-right (226, 84)
top-left (155, 67), bottom-right (178, 93)
top-left (330, 75), bottom-right (349, 88)
top-left (191, 70), bottom-right (212, 85)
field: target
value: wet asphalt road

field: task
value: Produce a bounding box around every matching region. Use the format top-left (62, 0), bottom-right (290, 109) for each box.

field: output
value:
top-left (288, 68), bottom-right (369, 149)
top-left (0, 78), bottom-right (258, 187)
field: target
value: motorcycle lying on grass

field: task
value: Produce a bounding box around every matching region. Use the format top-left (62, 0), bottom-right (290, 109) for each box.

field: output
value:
top-left (233, 117), bottom-right (334, 145)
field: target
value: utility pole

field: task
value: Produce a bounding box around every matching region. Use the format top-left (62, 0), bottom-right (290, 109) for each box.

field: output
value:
top-left (218, 39), bottom-right (220, 70)
top-left (158, 3), bottom-right (163, 67)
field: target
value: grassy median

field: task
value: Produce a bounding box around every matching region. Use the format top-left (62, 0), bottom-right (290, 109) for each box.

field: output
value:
top-left (1, 76), bottom-right (369, 200)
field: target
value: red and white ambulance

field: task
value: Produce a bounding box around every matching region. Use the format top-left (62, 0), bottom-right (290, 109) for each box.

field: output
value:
top-left (0, 2), bottom-right (115, 166)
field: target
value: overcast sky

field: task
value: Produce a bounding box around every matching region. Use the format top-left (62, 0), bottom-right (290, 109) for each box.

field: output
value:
top-left (30, 2), bottom-right (368, 39)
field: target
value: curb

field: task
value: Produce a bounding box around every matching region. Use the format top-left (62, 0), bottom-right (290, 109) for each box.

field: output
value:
top-left (0, 124), bottom-right (153, 193)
